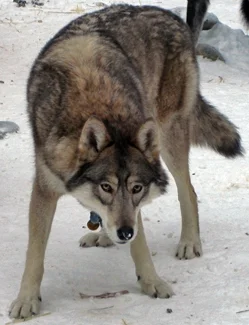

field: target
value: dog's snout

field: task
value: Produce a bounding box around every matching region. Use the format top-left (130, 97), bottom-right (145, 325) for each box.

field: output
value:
top-left (117, 226), bottom-right (134, 241)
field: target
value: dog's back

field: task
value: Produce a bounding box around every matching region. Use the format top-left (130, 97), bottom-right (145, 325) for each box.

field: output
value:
top-left (28, 4), bottom-right (195, 128)
top-left (28, 4), bottom-right (242, 179)
top-left (28, 5), bottom-right (199, 176)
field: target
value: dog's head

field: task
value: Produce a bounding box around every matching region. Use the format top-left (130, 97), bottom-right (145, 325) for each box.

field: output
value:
top-left (67, 117), bottom-right (168, 244)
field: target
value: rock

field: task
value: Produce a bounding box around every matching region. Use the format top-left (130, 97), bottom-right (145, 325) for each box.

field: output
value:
top-left (203, 13), bottom-right (220, 30)
top-left (13, 0), bottom-right (27, 7)
top-left (196, 43), bottom-right (226, 62)
top-left (0, 121), bottom-right (19, 139)
top-left (95, 2), bottom-right (107, 7)
top-left (199, 22), bottom-right (249, 71)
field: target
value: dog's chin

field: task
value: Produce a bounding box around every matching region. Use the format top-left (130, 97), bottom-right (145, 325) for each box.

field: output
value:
top-left (115, 240), bottom-right (129, 245)
top-left (114, 236), bottom-right (136, 245)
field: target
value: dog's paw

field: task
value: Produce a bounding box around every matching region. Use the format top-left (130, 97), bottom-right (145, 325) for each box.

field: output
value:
top-left (79, 231), bottom-right (114, 247)
top-left (138, 276), bottom-right (174, 299)
top-left (176, 238), bottom-right (202, 259)
top-left (9, 295), bottom-right (41, 319)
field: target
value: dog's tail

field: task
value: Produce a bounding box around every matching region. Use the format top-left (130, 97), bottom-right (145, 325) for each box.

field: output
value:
top-left (241, 0), bottom-right (249, 27)
top-left (190, 95), bottom-right (244, 158)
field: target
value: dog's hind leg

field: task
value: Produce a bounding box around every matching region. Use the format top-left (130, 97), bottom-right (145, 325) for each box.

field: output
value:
top-left (9, 177), bottom-right (60, 319)
top-left (130, 212), bottom-right (174, 298)
top-left (159, 115), bottom-right (202, 260)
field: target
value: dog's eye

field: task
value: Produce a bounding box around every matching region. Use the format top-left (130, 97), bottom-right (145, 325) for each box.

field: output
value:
top-left (100, 183), bottom-right (113, 193)
top-left (132, 185), bottom-right (143, 194)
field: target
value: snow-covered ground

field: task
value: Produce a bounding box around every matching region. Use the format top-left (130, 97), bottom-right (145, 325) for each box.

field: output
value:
top-left (0, 0), bottom-right (248, 324)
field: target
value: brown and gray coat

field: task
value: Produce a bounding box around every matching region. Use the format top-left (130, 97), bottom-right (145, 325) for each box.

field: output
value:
top-left (9, 4), bottom-right (242, 319)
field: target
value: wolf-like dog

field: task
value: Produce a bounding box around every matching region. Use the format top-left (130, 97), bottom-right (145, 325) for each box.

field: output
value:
top-left (9, 4), bottom-right (243, 319)
top-left (187, 0), bottom-right (249, 45)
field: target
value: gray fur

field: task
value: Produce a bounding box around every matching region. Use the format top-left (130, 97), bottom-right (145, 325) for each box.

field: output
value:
top-left (9, 4), bottom-right (243, 319)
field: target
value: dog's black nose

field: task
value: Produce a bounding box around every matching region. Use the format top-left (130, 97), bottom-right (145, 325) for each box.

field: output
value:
top-left (117, 226), bottom-right (134, 241)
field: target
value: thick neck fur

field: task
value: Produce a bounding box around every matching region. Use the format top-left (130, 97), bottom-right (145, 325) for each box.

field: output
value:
top-left (39, 35), bottom-right (148, 177)
top-left (44, 34), bottom-right (146, 137)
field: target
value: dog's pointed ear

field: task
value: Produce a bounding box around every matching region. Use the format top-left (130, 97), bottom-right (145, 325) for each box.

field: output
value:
top-left (78, 117), bottom-right (111, 162)
top-left (136, 119), bottom-right (159, 162)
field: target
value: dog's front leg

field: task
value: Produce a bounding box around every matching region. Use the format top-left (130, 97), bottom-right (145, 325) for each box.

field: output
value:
top-left (130, 212), bottom-right (174, 298)
top-left (9, 178), bottom-right (60, 319)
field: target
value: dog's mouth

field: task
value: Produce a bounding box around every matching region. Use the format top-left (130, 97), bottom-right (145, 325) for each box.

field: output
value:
top-left (115, 240), bottom-right (129, 245)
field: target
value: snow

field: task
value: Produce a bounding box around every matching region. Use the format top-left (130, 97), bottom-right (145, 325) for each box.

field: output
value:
top-left (0, 0), bottom-right (249, 324)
